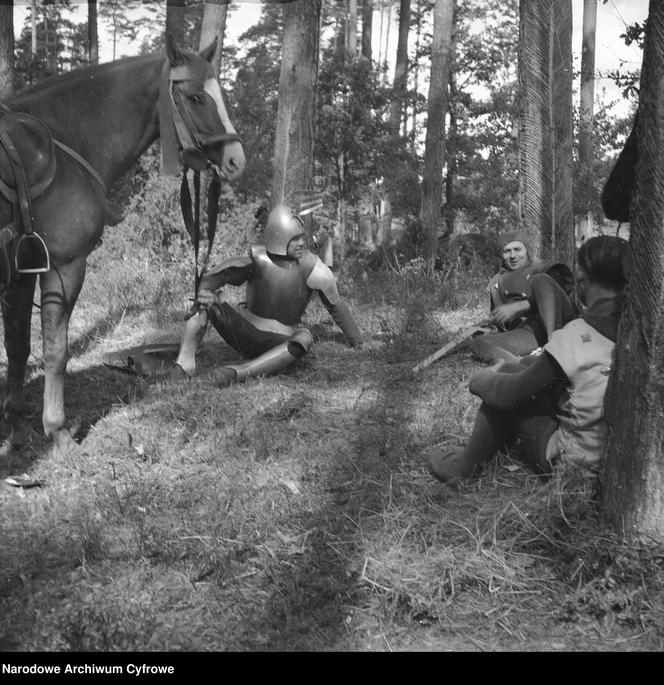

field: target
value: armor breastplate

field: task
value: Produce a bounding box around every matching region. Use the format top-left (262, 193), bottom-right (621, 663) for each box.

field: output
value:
top-left (245, 246), bottom-right (316, 325)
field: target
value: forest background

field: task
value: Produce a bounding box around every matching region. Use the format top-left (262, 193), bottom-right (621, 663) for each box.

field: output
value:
top-left (2, 0), bottom-right (664, 654)
top-left (6, 0), bottom-right (648, 262)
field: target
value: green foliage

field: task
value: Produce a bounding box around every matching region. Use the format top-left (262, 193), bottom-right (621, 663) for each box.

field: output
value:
top-left (98, 0), bottom-right (163, 59)
top-left (222, 4), bottom-right (283, 200)
top-left (444, 0), bottom-right (521, 234)
top-left (316, 53), bottom-right (397, 205)
top-left (605, 20), bottom-right (644, 100)
top-left (13, 2), bottom-right (85, 89)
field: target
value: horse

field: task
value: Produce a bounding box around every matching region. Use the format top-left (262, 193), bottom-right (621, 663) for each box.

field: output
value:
top-left (0, 34), bottom-right (245, 452)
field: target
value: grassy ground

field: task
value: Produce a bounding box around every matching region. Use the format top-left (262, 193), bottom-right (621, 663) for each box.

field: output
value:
top-left (1, 234), bottom-right (663, 652)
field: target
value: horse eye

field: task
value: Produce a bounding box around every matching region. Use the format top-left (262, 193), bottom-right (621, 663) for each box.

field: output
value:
top-left (190, 94), bottom-right (203, 105)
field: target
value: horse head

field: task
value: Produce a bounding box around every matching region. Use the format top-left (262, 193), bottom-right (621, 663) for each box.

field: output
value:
top-left (162, 33), bottom-right (245, 181)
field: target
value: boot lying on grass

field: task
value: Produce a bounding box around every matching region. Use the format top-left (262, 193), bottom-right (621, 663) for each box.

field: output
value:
top-left (168, 364), bottom-right (238, 388)
top-left (427, 447), bottom-right (479, 486)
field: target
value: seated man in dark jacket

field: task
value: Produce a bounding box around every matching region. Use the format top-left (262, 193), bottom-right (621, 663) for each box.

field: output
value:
top-left (172, 204), bottom-right (363, 385)
top-left (429, 235), bottom-right (629, 485)
top-left (469, 231), bottom-right (579, 364)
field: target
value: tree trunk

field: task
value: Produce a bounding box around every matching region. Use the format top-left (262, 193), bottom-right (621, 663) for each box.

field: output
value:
top-left (271, 0), bottom-right (321, 208)
top-left (601, 1), bottom-right (664, 544)
top-left (384, 0), bottom-right (391, 75)
top-left (517, 0), bottom-right (574, 265)
top-left (31, 0), bottom-right (37, 56)
top-left (577, 0), bottom-right (597, 243)
top-left (389, 0), bottom-right (410, 131)
top-left (377, 0), bottom-right (384, 67)
top-left (379, 0), bottom-right (410, 249)
top-left (419, 0), bottom-right (454, 266)
top-left (361, 0), bottom-right (373, 62)
top-left (199, 0), bottom-right (228, 79)
top-left (445, 75), bottom-right (458, 236)
top-left (347, 0), bottom-right (358, 59)
top-left (88, 0), bottom-right (99, 65)
top-left (166, 0), bottom-right (186, 46)
top-left (45, 5), bottom-right (57, 74)
top-left (0, 0), bottom-right (13, 99)
top-left (336, 2), bottom-right (347, 58)
top-left (410, 0), bottom-right (421, 147)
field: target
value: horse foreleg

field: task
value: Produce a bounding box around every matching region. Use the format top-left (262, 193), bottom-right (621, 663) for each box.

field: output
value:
top-left (39, 261), bottom-right (85, 446)
top-left (1, 274), bottom-right (37, 448)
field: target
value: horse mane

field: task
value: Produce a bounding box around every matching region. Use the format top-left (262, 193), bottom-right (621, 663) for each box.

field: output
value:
top-left (12, 52), bottom-right (164, 101)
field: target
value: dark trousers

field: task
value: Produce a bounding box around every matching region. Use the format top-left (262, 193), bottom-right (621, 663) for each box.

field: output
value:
top-left (208, 302), bottom-right (290, 359)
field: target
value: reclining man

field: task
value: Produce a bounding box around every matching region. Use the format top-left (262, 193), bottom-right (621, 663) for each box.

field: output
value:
top-left (171, 204), bottom-right (363, 385)
top-left (429, 235), bottom-right (629, 485)
top-left (469, 231), bottom-right (579, 364)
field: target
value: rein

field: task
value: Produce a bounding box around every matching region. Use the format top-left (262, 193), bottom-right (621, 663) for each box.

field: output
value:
top-left (179, 167), bottom-right (221, 295)
top-left (163, 61), bottom-right (240, 297)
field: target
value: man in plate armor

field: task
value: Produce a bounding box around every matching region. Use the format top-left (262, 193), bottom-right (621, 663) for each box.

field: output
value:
top-left (171, 204), bottom-right (363, 385)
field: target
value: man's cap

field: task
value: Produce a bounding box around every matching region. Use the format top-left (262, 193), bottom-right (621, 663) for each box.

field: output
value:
top-left (498, 231), bottom-right (530, 253)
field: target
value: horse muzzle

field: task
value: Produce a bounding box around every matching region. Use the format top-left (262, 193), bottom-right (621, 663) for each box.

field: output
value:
top-left (182, 136), bottom-right (245, 181)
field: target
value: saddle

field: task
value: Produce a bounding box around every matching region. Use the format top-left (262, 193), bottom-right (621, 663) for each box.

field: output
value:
top-left (0, 107), bottom-right (54, 275)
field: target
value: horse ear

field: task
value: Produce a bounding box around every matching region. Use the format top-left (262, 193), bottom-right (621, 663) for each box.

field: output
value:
top-left (166, 32), bottom-right (184, 65)
top-left (199, 37), bottom-right (218, 63)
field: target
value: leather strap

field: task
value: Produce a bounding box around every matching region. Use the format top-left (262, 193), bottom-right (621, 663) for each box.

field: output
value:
top-left (53, 139), bottom-right (106, 194)
top-left (0, 124), bottom-right (35, 235)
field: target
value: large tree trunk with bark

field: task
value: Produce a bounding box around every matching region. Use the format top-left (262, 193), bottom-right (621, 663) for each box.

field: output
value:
top-left (419, 0), bottom-right (454, 265)
top-left (166, 0), bottom-right (186, 46)
top-left (199, 0), bottom-right (228, 78)
top-left (271, 0), bottom-right (321, 208)
top-left (0, 1), bottom-right (14, 99)
top-left (518, 0), bottom-right (574, 265)
top-left (578, 0), bottom-right (597, 243)
top-left (601, 1), bottom-right (664, 544)
top-left (88, 0), bottom-right (99, 65)
top-left (361, 0), bottom-right (373, 61)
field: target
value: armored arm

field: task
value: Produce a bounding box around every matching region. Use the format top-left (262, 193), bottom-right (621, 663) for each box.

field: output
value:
top-left (306, 259), bottom-right (363, 347)
top-left (198, 254), bottom-right (253, 292)
top-left (319, 294), bottom-right (364, 347)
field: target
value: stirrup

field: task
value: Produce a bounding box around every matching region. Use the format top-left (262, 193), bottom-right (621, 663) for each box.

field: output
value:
top-left (14, 232), bottom-right (50, 274)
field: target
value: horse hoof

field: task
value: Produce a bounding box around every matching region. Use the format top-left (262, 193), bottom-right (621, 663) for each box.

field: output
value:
top-left (52, 430), bottom-right (86, 458)
top-left (167, 364), bottom-right (191, 383)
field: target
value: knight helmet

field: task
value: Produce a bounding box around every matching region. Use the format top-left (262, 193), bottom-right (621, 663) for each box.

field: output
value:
top-left (265, 205), bottom-right (304, 256)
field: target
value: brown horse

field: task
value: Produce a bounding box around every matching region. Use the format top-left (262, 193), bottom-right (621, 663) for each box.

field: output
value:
top-left (0, 35), bottom-right (245, 451)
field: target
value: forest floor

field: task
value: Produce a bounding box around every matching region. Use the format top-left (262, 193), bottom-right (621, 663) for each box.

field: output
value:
top-left (1, 239), bottom-right (663, 654)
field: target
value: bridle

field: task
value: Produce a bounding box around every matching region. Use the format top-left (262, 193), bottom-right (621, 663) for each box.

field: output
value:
top-left (164, 62), bottom-right (243, 297)
top-left (167, 64), bottom-right (242, 174)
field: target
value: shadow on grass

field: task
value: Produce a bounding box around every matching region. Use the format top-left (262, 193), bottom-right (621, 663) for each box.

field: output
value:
top-left (0, 306), bottom-right (157, 468)
top-left (243, 298), bottom-right (436, 651)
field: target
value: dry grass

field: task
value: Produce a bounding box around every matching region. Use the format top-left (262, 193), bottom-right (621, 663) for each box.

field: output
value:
top-left (0, 232), bottom-right (663, 652)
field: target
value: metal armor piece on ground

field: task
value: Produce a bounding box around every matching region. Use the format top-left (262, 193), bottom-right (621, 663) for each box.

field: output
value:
top-left (245, 245), bottom-right (318, 325)
top-left (265, 204), bottom-right (305, 256)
